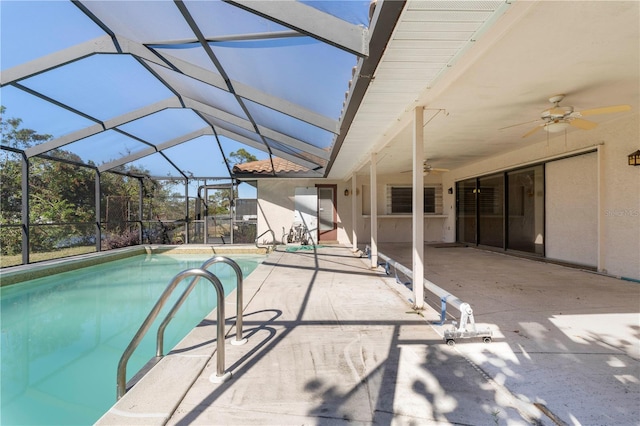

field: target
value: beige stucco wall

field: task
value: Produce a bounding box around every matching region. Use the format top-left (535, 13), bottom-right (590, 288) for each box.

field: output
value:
top-left (255, 113), bottom-right (638, 279)
top-left (255, 179), bottom-right (353, 246)
top-left (354, 172), bottom-right (449, 243)
top-left (546, 153), bottom-right (598, 267)
top-left (256, 173), bottom-right (448, 246)
top-left (441, 113), bottom-right (639, 280)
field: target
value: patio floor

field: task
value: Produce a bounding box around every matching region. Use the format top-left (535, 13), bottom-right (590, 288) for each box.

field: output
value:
top-left (97, 244), bottom-right (640, 425)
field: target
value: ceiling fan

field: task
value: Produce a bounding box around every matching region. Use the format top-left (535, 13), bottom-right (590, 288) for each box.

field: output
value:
top-left (503, 94), bottom-right (632, 138)
top-left (401, 160), bottom-right (449, 174)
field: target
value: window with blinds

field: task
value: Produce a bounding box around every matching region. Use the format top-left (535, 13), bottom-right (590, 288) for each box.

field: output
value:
top-left (387, 185), bottom-right (442, 214)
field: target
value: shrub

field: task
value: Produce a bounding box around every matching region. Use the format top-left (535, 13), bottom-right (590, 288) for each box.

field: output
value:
top-left (103, 229), bottom-right (140, 250)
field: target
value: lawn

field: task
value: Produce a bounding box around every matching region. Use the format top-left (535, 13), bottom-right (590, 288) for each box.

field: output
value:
top-left (1, 246), bottom-right (96, 268)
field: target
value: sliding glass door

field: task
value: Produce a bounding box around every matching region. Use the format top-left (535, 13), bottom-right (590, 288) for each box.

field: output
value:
top-left (456, 179), bottom-right (477, 245)
top-left (456, 166), bottom-right (544, 255)
top-left (507, 166), bottom-right (544, 254)
top-left (478, 174), bottom-right (504, 248)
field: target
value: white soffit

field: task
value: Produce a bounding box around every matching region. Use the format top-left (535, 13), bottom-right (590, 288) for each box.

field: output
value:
top-left (328, 0), bottom-right (509, 178)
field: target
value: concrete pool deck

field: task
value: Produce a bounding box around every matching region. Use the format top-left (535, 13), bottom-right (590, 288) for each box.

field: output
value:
top-left (96, 244), bottom-right (640, 425)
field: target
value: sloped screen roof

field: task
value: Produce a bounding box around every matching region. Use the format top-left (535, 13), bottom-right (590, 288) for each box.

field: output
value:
top-left (1, 0), bottom-right (375, 179)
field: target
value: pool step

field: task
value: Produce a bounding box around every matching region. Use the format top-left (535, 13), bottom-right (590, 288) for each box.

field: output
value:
top-left (126, 356), bottom-right (162, 392)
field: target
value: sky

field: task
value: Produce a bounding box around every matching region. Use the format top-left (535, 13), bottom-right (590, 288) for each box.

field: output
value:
top-left (0, 0), bottom-right (370, 198)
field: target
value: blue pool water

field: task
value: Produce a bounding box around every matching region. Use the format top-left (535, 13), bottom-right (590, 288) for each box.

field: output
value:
top-left (0, 253), bottom-right (264, 425)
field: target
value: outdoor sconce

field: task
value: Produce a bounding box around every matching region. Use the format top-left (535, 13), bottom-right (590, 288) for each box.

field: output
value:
top-left (448, 187), bottom-right (453, 194)
top-left (628, 150), bottom-right (640, 166)
top-left (344, 189), bottom-right (350, 196)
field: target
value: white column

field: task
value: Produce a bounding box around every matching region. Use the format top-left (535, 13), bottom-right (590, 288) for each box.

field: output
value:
top-left (413, 107), bottom-right (425, 309)
top-left (370, 153), bottom-right (378, 269)
top-left (351, 174), bottom-right (358, 251)
top-left (597, 145), bottom-right (605, 273)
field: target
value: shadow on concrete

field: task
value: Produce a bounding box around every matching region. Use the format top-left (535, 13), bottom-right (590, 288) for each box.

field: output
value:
top-left (168, 245), bottom-right (639, 425)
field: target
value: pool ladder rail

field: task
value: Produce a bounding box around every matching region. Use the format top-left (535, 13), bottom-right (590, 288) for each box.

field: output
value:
top-left (255, 228), bottom-right (277, 251)
top-left (116, 256), bottom-right (246, 400)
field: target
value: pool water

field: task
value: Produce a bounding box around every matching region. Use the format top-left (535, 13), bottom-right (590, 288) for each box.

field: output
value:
top-left (0, 253), bottom-right (264, 425)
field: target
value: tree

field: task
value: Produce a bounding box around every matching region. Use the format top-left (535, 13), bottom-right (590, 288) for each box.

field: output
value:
top-left (1, 107), bottom-right (194, 257)
top-left (0, 106), bottom-right (68, 255)
top-left (227, 148), bottom-right (257, 168)
top-left (205, 148), bottom-right (258, 216)
top-left (1, 108), bottom-right (138, 254)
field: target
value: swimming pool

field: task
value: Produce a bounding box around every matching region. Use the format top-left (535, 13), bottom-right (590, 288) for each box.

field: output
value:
top-left (0, 253), bottom-right (264, 425)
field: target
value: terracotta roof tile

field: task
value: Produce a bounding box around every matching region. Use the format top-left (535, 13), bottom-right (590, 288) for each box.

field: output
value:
top-left (232, 157), bottom-right (311, 175)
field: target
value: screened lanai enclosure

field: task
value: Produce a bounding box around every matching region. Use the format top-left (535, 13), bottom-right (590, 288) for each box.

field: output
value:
top-left (1, 0), bottom-right (380, 267)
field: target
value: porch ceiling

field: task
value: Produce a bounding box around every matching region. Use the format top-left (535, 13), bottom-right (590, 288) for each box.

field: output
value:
top-left (328, 1), bottom-right (640, 178)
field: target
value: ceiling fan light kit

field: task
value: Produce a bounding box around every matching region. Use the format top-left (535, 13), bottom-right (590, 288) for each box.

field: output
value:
top-left (508, 94), bottom-right (632, 138)
top-left (544, 121), bottom-right (571, 133)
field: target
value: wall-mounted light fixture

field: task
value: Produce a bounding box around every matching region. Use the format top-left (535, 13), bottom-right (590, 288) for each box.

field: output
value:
top-left (448, 187), bottom-right (453, 194)
top-left (628, 150), bottom-right (640, 166)
top-left (344, 189), bottom-right (350, 196)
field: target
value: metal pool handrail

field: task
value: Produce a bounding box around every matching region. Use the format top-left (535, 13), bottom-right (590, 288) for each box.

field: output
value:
top-left (255, 228), bottom-right (276, 250)
top-left (116, 268), bottom-right (228, 400)
top-left (156, 256), bottom-right (246, 355)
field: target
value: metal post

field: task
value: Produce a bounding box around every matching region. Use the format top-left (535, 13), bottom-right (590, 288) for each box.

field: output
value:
top-left (204, 187), bottom-right (209, 244)
top-left (229, 182), bottom-right (234, 244)
top-left (184, 178), bottom-right (189, 244)
top-left (95, 171), bottom-right (102, 252)
top-left (21, 152), bottom-right (29, 265)
top-left (138, 178), bottom-right (144, 243)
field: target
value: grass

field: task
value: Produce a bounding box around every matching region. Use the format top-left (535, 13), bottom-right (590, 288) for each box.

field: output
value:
top-left (1, 246), bottom-right (96, 268)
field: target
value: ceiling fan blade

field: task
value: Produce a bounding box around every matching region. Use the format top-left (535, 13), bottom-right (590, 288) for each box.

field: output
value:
top-left (570, 118), bottom-right (598, 130)
top-left (578, 104), bottom-right (631, 116)
top-left (499, 119), bottom-right (541, 130)
top-left (522, 125), bottom-right (543, 138)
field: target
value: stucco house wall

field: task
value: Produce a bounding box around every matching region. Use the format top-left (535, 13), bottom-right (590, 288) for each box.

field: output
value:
top-left (255, 179), bottom-right (353, 246)
top-left (353, 172), bottom-right (450, 244)
top-left (440, 113), bottom-right (639, 280)
top-left (254, 114), bottom-right (638, 280)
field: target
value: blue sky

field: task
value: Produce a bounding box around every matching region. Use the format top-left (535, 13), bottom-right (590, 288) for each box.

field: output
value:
top-left (1, 0), bottom-right (370, 197)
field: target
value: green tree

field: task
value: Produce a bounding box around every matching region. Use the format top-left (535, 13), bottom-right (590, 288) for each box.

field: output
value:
top-left (1, 107), bottom-right (98, 254)
top-left (0, 106), bottom-right (66, 255)
top-left (1, 107), bottom-right (53, 230)
top-left (208, 148), bottom-right (258, 215)
top-left (227, 148), bottom-right (257, 168)
top-left (1, 107), bottom-right (189, 256)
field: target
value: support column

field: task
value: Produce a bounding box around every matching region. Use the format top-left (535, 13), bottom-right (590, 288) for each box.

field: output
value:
top-left (597, 145), bottom-right (605, 272)
top-left (370, 153), bottom-right (378, 269)
top-left (413, 107), bottom-right (425, 309)
top-left (21, 153), bottom-right (29, 265)
top-left (95, 171), bottom-right (101, 252)
top-left (351, 174), bottom-right (358, 251)
top-left (229, 182), bottom-right (234, 244)
top-left (138, 178), bottom-right (144, 244)
top-left (185, 179), bottom-right (190, 244)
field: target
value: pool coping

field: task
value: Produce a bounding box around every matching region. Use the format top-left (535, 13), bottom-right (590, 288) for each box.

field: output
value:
top-left (0, 244), bottom-right (270, 286)
top-left (95, 248), bottom-right (282, 425)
